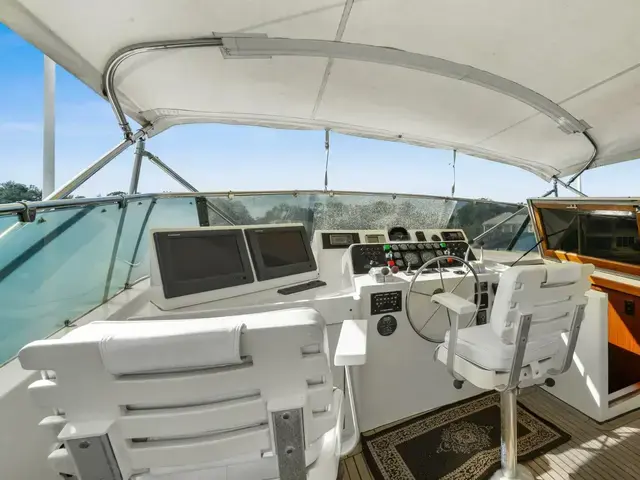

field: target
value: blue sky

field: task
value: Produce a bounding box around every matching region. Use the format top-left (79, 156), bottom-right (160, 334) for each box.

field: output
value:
top-left (1, 23), bottom-right (638, 202)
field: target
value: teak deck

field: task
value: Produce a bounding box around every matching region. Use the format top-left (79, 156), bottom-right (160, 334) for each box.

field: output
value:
top-left (340, 387), bottom-right (640, 480)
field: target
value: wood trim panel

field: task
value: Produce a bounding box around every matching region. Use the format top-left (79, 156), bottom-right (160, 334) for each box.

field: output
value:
top-left (548, 250), bottom-right (640, 277)
top-left (532, 202), bottom-right (636, 212)
top-left (599, 287), bottom-right (640, 355)
top-left (530, 206), bottom-right (548, 251)
top-left (590, 275), bottom-right (640, 297)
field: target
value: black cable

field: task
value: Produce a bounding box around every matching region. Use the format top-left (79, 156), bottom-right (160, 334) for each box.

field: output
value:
top-left (511, 225), bottom-right (573, 268)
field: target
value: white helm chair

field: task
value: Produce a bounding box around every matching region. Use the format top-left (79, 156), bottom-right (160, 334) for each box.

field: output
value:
top-left (433, 262), bottom-right (594, 480)
top-left (19, 308), bottom-right (366, 480)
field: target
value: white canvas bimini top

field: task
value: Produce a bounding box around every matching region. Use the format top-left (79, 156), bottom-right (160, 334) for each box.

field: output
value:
top-left (4, 0), bottom-right (640, 180)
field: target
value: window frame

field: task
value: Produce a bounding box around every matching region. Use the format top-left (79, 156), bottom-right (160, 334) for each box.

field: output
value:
top-left (531, 201), bottom-right (640, 276)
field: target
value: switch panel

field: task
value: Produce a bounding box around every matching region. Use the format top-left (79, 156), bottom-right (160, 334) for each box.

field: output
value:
top-left (371, 291), bottom-right (402, 315)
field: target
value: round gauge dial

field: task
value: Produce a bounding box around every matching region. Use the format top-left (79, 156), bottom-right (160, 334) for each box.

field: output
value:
top-left (400, 244), bottom-right (409, 251)
top-left (417, 243), bottom-right (425, 250)
top-left (404, 251), bottom-right (421, 266)
top-left (408, 244), bottom-right (417, 250)
top-left (391, 244), bottom-right (399, 251)
top-left (434, 249), bottom-right (444, 256)
top-left (420, 250), bottom-right (436, 263)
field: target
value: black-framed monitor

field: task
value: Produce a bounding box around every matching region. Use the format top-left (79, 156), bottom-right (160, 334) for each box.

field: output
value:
top-left (245, 225), bottom-right (317, 281)
top-left (153, 229), bottom-right (254, 299)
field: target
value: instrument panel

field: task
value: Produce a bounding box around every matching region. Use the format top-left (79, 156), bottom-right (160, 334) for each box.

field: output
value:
top-left (351, 240), bottom-right (475, 274)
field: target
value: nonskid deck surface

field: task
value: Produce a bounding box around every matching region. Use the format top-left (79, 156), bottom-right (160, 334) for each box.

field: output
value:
top-left (340, 388), bottom-right (640, 480)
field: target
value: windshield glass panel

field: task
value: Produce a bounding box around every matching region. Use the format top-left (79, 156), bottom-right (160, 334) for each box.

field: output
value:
top-left (0, 204), bottom-right (122, 364)
top-left (539, 207), bottom-right (640, 265)
top-left (202, 192), bottom-right (526, 250)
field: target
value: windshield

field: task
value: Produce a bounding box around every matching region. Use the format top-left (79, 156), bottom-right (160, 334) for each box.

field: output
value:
top-left (200, 191), bottom-right (529, 249)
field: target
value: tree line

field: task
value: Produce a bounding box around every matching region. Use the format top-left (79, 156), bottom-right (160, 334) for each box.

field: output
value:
top-left (0, 181), bottom-right (126, 203)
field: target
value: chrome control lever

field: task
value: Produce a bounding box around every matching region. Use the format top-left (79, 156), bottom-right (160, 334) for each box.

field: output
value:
top-left (369, 266), bottom-right (391, 283)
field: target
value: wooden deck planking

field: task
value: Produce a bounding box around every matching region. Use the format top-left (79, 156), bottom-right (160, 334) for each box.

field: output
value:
top-left (340, 387), bottom-right (640, 479)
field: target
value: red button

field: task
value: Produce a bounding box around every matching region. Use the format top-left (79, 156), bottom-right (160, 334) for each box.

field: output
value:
top-left (447, 258), bottom-right (454, 264)
top-left (387, 260), bottom-right (395, 267)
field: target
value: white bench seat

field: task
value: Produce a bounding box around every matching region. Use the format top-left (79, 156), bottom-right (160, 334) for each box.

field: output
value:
top-left (19, 307), bottom-right (347, 480)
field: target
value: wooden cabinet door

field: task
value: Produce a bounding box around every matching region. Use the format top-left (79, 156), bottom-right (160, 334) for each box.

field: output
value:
top-left (594, 286), bottom-right (640, 394)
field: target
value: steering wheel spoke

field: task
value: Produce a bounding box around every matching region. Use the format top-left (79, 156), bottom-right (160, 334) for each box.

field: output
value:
top-left (405, 255), bottom-right (480, 343)
top-left (437, 260), bottom-right (446, 291)
top-left (417, 303), bottom-right (442, 333)
top-left (450, 269), bottom-right (471, 294)
top-left (412, 290), bottom-right (432, 297)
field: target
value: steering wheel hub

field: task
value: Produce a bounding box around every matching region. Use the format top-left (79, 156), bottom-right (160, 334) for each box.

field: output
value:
top-left (405, 255), bottom-right (480, 343)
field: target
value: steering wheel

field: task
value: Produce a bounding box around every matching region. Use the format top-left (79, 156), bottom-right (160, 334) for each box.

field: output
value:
top-left (405, 255), bottom-right (481, 343)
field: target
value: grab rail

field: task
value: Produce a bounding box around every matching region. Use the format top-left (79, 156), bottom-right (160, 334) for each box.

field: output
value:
top-left (0, 190), bottom-right (522, 218)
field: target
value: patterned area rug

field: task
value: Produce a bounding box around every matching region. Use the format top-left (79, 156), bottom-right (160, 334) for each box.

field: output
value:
top-left (362, 392), bottom-right (570, 480)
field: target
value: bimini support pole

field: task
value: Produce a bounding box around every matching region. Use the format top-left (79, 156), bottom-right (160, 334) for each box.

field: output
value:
top-left (42, 56), bottom-right (56, 198)
top-left (143, 151), bottom-right (236, 225)
top-left (554, 177), bottom-right (586, 197)
top-left (45, 127), bottom-right (149, 200)
top-left (103, 38), bottom-right (224, 141)
top-left (143, 151), bottom-right (200, 193)
top-left (129, 138), bottom-right (145, 194)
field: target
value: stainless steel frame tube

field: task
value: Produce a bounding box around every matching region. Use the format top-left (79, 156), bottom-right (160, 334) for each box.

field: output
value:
top-left (500, 389), bottom-right (518, 478)
top-left (45, 128), bottom-right (148, 200)
top-left (129, 138), bottom-right (145, 194)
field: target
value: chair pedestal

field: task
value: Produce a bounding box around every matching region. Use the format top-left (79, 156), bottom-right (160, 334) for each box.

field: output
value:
top-left (490, 389), bottom-right (534, 480)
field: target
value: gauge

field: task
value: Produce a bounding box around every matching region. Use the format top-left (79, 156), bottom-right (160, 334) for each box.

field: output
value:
top-left (434, 249), bottom-right (443, 256)
top-left (424, 243), bottom-right (434, 250)
top-left (395, 259), bottom-right (405, 268)
top-left (417, 243), bottom-right (425, 250)
top-left (391, 244), bottom-right (399, 251)
top-left (400, 244), bottom-right (408, 251)
top-left (431, 234), bottom-right (441, 241)
top-left (404, 251), bottom-right (421, 266)
top-left (389, 226), bottom-right (410, 241)
top-left (420, 250), bottom-right (436, 263)
top-left (408, 244), bottom-right (417, 250)
top-left (393, 252), bottom-right (402, 259)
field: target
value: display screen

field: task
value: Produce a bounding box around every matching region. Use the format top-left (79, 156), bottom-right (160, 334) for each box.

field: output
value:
top-left (321, 232), bottom-right (360, 249)
top-left (442, 231), bottom-right (464, 241)
top-left (257, 230), bottom-right (310, 267)
top-left (330, 233), bottom-right (354, 246)
top-left (366, 234), bottom-right (386, 243)
top-left (170, 236), bottom-right (243, 280)
top-left (245, 226), bottom-right (317, 281)
top-left (154, 230), bottom-right (254, 299)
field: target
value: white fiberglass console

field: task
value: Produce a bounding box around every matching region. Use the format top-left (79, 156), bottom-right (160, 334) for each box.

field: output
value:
top-left (336, 236), bottom-right (501, 429)
top-left (150, 224), bottom-right (321, 310)
top-left (144, 223), bottom-right (503, 431)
